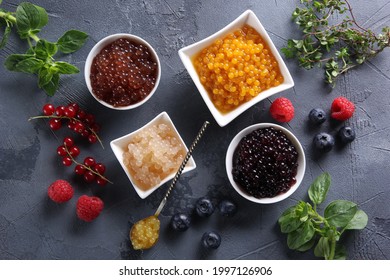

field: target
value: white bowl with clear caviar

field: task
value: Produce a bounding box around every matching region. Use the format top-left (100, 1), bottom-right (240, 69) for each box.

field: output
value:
top-left (226, 123), bottom-right (306, 204)
top-left (178, 10), bottom-right (294, 127)
top-left (110, 112), bottom-right (196, 199)
top-left (85, 33), bottom-right (161, 110)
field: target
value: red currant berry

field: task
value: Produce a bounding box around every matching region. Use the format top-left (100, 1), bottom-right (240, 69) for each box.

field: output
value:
top-left (91, 123), bottom-right (100, 133)
top-left (69, 146), bottom-right (80, 157)
top-left (85, 114), bottom-right (95, 125)
top-left (84, 171), bottom-right (96, 183)
top-left (68, 102), bottom-right (79, 113)
top-left (76, 110), bottom-right (86, 120)
top-left (55, 106), bottom-right (65, 116)
top-left (63, 137), bottom-right (74, 147)
top-left (49, 119), bottom-right (62, 130)
top-left (64, 106), bottom-right (76, 118)
top-left (88, 134), bottom-right (97, 143)
top-left (96, 177), bottom-right (107, 186)
top-left (67, 120), bottom-right (76, 130)
top-left (84, 157), bottom-right (96, 167)
top-left (74, 164), bottom-right (86, 175)
top-left (57, 145), bottom-right (67, 157)
top-left (93, 163), bottom-right (106, 174)
top-left (81, 129), bottom-right (90, 138)
top-left (74, 122), bottom-right (85, 133)
top-left (62, 156), bottom-right (72, 166)
top-left (43, 104), bottom-right (55, 116)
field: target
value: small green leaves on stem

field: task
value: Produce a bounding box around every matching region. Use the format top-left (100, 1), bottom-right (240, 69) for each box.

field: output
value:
top-left (0, 2), bottom-right (88, 96)
top-left (278, 172), bottom-right (368, 260)
top-left (282, 0), bottom-right (390, 87)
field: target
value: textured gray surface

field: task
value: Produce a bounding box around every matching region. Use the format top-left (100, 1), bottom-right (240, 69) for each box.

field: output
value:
top-left (0, 0), bottom-right (390, 260)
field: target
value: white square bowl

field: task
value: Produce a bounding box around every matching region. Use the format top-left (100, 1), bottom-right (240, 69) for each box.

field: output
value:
top-left (110, 112), bottom-right (196, 199)
top-left (178, 10), bottom-right (294, 127)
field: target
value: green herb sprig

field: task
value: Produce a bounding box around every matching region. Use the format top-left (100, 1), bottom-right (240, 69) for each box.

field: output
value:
top-left (278, 172), bottom-right (368, 260)
top-left (0, 1), bottom-right (88, 95)
top-left (282, 0), bottom-right (390, 87)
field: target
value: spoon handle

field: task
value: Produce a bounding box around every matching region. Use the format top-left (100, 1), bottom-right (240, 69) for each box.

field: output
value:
top-left (154, 121), bottom-right (210, 216)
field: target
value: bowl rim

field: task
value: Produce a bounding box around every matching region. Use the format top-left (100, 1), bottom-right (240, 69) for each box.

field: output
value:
top-left (110, 111), bottom-right (196, 199)
top-left (178, 9), bottom-right (294, 127)
top-left (84, 33), bottom-right (161, 110)
top-left (225, 123), bottom-right (306, 204)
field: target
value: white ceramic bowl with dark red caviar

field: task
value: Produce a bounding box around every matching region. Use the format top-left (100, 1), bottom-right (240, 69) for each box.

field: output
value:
top-left (225, 123), bottom-right (306, 204)
top-left (84, 33), bottom-right (161, 110)
top-left (178, 10), bottom-right (294, 127)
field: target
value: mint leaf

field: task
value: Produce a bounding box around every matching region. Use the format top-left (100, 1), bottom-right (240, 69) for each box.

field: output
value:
top-left (53, 61), bottom-right (79, 74)
top-left (35, 39), bottom-right (58, 58)
top-left (287, 220), bottom-right (315, 250)
top-left (314, 237), bottom-right (331, 259)
top-left (0, 25), bottom-right (11, 49)
top-left (344, 209), bottom-right (368, 230)
top-left (4, 54), bottom-right (33, 71)
top-left (15, 2), bottom-right (48, 36)
top-left (324, 200), bottom-right (357, 228)
top-left (41, 73), bottom-right (59, 96)
top-left (13, 57), bottom-right (43, 73)
top-left (57, 30), bottom-right (88, 54)
top-left (38, 67), bottom-right (53, 87)
top-left (308, 172), bottom-right (331, 205)
top-left (278, 205), bottom-right (303, 233)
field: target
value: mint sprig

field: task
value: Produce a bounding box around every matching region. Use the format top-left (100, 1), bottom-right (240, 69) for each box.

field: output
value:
top-left (0, 2), bottom-right (88, 96)
top-left (278, 172), bottom-right (368, 260)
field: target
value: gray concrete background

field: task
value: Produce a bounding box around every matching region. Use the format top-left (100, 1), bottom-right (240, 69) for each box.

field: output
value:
top-left (0, 0), bottom-right (389, 259)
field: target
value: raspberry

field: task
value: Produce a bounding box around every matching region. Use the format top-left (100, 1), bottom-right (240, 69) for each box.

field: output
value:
top-left (76, 195), bottom-right (104, 222)
top-left (331, 97), bottom-right (355, 121)
top-left (48, 180), bottom-right (74, 203)
top-left (270, 97), bottom-right (295, 122)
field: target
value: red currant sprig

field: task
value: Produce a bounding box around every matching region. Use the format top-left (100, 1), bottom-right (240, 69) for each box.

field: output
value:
top-left (57, 137), bottom-right (112, 186)
top-left (30, 103), bottom-right (103, 148)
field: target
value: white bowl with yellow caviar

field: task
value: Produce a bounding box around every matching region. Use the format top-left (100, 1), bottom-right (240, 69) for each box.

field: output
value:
top-left (178, 10), bottom-right (294, 127)
top-left (110, 112), bottom-right (196, 199)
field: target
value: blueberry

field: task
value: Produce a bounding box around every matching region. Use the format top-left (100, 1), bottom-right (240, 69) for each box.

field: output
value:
top-left (201, 231), bottom-right (221, 249)
top-left (309, 108), bottom-right (327, 125)
top-left (313, 132), bottom-right (335, 152)
top-left (218, 200), bottom-right (237, 217)
top-left (170, 213), bottom-right (191, 232)
top-left (338, 126), bottom-right (355, 144)
top-left (195, 197), bottom-right (215, 217)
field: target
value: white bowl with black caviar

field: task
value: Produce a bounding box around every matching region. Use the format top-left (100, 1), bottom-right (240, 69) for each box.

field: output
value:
top-left (226, 123), bottom-right (305, 204)
top-left (85, 33), bottom-right (161, 110)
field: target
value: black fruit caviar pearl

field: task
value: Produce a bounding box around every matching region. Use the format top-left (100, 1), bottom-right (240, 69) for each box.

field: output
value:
top-left (232, 127), bottom-right (299, 198)
top-left (90, 38), bottom-right (158, 107)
